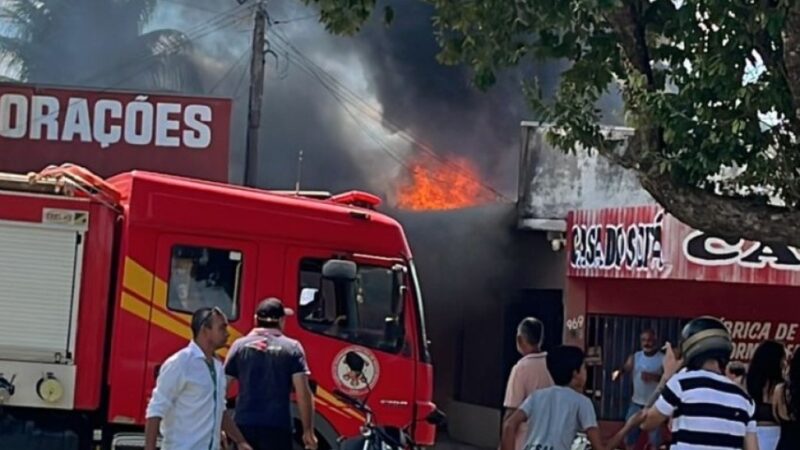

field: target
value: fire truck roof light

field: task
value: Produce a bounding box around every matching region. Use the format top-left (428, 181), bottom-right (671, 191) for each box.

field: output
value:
top-left (330, 191), bottom-right (382, 209)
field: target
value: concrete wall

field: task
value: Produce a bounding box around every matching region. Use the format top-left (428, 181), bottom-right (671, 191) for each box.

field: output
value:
top-left (518, 123), bottom-right (655, 225)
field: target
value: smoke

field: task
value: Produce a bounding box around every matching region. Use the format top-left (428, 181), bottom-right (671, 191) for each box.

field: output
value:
top-left (145, 0), bottom-right (562, 197)
top-left (390, 202), bottom-right (565, 407)
top-left (2, 0), bottom-right (623, 199)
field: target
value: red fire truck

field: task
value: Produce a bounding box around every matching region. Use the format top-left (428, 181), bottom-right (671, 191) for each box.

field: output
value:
top-left (0, 164), bottom-right (438, 449)
top-left (563, 204), bottom-right (800, 439)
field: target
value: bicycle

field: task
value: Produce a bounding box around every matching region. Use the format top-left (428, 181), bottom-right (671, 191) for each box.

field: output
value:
top-left (333, 390), bottom-right (441, 450)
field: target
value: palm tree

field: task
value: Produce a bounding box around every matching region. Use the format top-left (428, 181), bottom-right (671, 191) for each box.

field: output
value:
top-left (0, 0), bottom-right (202, 92)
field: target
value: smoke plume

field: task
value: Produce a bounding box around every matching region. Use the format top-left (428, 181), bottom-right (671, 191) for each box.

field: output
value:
top-left (2, 0), bottom-right (623, 200)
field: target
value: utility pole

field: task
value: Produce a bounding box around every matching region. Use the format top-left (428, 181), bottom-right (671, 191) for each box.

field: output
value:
top-left (244, 1), bottom-right (266, 187)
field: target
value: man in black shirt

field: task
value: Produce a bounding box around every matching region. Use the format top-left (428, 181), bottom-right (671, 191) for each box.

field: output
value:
top-left (225, 298), bottom-right (317, 450)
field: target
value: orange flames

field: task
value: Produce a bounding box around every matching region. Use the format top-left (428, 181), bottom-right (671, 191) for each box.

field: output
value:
top-left (396, 154), bottom-right (494, 211)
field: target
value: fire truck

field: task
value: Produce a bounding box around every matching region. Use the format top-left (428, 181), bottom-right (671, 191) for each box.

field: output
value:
top-left (0, 164), bottom-right (438, 449)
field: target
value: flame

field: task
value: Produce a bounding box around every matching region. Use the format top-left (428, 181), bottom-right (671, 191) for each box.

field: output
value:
top-left (396, 155), bottom-right (494, 211)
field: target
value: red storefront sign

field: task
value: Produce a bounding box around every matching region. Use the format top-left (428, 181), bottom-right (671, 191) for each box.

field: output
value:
top-left (567, 205), bottom-right (800, 286)
top-left (0, 82), bottom-right (231, 182)
top-left (566, 205), bottom-right (800, 360)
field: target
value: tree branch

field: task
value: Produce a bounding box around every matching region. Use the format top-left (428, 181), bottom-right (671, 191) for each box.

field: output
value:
top-left (599, 129), bottom-right (800, 247)
top-left (783, 2), bottom-right (800, 121)
top-left (606, 0), bottom-right (654, 86)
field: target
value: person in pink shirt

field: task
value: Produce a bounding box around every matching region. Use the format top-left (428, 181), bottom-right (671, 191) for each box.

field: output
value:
top-left (502, 317), bottom-right (554, 450)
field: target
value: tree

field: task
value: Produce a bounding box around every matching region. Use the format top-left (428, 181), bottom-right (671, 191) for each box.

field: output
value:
top-left (0, 0), bottom-right (201, 92)
top-left (305, 0), bottom-right (800, 247)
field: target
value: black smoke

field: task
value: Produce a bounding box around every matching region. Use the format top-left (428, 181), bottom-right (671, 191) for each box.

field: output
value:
top-left (2, 0), bottom-right (622, 199)
top-left (147, 0), bottom-right (557, 197)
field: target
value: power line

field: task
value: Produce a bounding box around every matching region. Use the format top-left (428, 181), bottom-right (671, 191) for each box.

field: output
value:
top-left (264, 39), bottom-right (413, 169)
top-left (233, 58), bottom-right (250, 98)
top-left (268, 30), bottom-right (510, 200)
top-left (23, 5), bottom-right (255, 128)
top-left (271, 14), bottom-right (320, 25)
top-left (267, 37), bottom-right (498, 189)
top-left (79, 5), bottom-right (253, 86)
top-left (209, 47), bottom-right (250, 94)
top-left (268, 29), bottom-right (509, 200)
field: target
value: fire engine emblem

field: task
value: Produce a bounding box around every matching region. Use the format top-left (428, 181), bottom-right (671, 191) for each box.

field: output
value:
top-left (332, 346), bottom-right (379, 396)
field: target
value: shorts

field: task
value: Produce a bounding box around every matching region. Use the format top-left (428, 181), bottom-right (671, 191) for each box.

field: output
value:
top-left (625, 403), bottom-right (662, 447)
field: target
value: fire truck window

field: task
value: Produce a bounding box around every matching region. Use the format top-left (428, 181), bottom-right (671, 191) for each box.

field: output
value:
top-left (299, 259), bottom-right (403, 353)
top-left (167, 245), bottom-right (242, 319)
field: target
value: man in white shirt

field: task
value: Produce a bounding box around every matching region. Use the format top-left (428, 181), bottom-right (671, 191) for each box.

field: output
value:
top-left (145, 307), bottom-right (252, 450)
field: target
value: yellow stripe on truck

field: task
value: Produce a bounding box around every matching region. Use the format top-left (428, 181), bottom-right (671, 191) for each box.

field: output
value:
top-left (121, 292), bottom-right (151, 320)
top-left (123, 257), bottom-right (154, 301)
top-left (153, 278), bottom-right (168, 309)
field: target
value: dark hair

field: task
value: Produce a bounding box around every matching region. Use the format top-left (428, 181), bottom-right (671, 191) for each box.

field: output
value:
top-left (546, 346), bottom-right (585, 386)
top-left (641, 328), bottom-right (656, 337)
top-left (746, 340), bottom-right (785, 402)
top-left (191, 307), bottom-right (223, 337)
top-left (788, 347), bottom-right (800, 418)
top-left (517, 317), bottom-right (544, 347)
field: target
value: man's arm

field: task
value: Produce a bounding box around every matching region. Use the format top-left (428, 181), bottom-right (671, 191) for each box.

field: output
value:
top-left (502, 365), bottom-right (522, 423)
top-left (640, 408), bottom-right (670, 431)
top-left (623, 354), bottom-right (634, 374)
top-left (144, 418), bottom-right (161, 450)
top-left (292, 373), bottom-right (317, 449)
top-left (585, 409), bottom-right (645, 450)
top-left (143, 359), bottom-right (183, 450)
top-left (500, 409), bottom-right (528, 450)
top-left (221, 410), bottom-right (252, 450)
top-left (743, 432), bottom-right (760, 450)
top-left (640, 346), bottom-right (682, 432)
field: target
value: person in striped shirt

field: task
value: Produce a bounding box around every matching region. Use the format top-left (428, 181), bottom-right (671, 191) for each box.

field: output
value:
top-left (640, 316), bottom-right (759, 450)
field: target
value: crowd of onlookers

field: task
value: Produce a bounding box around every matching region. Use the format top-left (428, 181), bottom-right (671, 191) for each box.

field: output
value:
top-left (500, 317), bottom-right (799, 450)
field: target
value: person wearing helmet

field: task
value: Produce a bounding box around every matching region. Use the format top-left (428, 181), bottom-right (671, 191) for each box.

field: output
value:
top-left (639, 316), bottom-right (759, 450)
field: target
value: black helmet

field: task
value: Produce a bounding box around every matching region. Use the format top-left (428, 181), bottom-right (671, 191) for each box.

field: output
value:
top-left (680, 316), bottom-right (733, 369)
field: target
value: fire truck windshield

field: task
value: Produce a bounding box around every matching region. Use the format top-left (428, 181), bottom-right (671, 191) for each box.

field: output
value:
top-left (299, 259), bottom-right (406, 353)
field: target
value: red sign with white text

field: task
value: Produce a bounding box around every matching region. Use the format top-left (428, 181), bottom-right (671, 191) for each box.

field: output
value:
top-left (567, 205), bottom-right (800, 286)
top-left (0, 82), bottom-right (231, 182)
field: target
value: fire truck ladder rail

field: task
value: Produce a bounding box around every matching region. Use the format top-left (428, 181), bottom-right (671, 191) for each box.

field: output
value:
top-left (0, 164), bottom-right (122, 211)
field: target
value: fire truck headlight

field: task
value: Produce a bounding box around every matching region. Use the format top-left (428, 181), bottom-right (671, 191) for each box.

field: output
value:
top-left (36, 374), bottom-right (64, 403)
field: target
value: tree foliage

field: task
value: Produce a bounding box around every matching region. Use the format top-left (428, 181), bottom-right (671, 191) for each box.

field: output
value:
top-left (0, 0), bottom-right (201, 92)
top-left (306, 0), bottom-right (800, 246)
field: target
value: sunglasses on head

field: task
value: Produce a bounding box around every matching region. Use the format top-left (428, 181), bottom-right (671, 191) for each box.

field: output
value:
top-left (199, 306), bottom-right (225, 328)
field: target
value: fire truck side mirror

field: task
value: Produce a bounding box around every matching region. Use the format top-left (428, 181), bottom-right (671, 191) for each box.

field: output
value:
top-left (322, 260), bottom-right (357, 281)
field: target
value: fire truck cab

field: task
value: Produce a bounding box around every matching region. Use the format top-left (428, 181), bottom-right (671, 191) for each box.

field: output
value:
top-left (0, 165), bottom-right (437, 449)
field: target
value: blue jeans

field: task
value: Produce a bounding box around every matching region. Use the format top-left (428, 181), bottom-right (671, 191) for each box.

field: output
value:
top-left (625, 403), bottom-right (661, 447)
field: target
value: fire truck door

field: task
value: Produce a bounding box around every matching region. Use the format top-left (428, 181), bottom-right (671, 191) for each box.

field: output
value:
top-left (286, 248), bottom-right (416, 432)
top-left (142, 233), bottom-right (258, 410)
